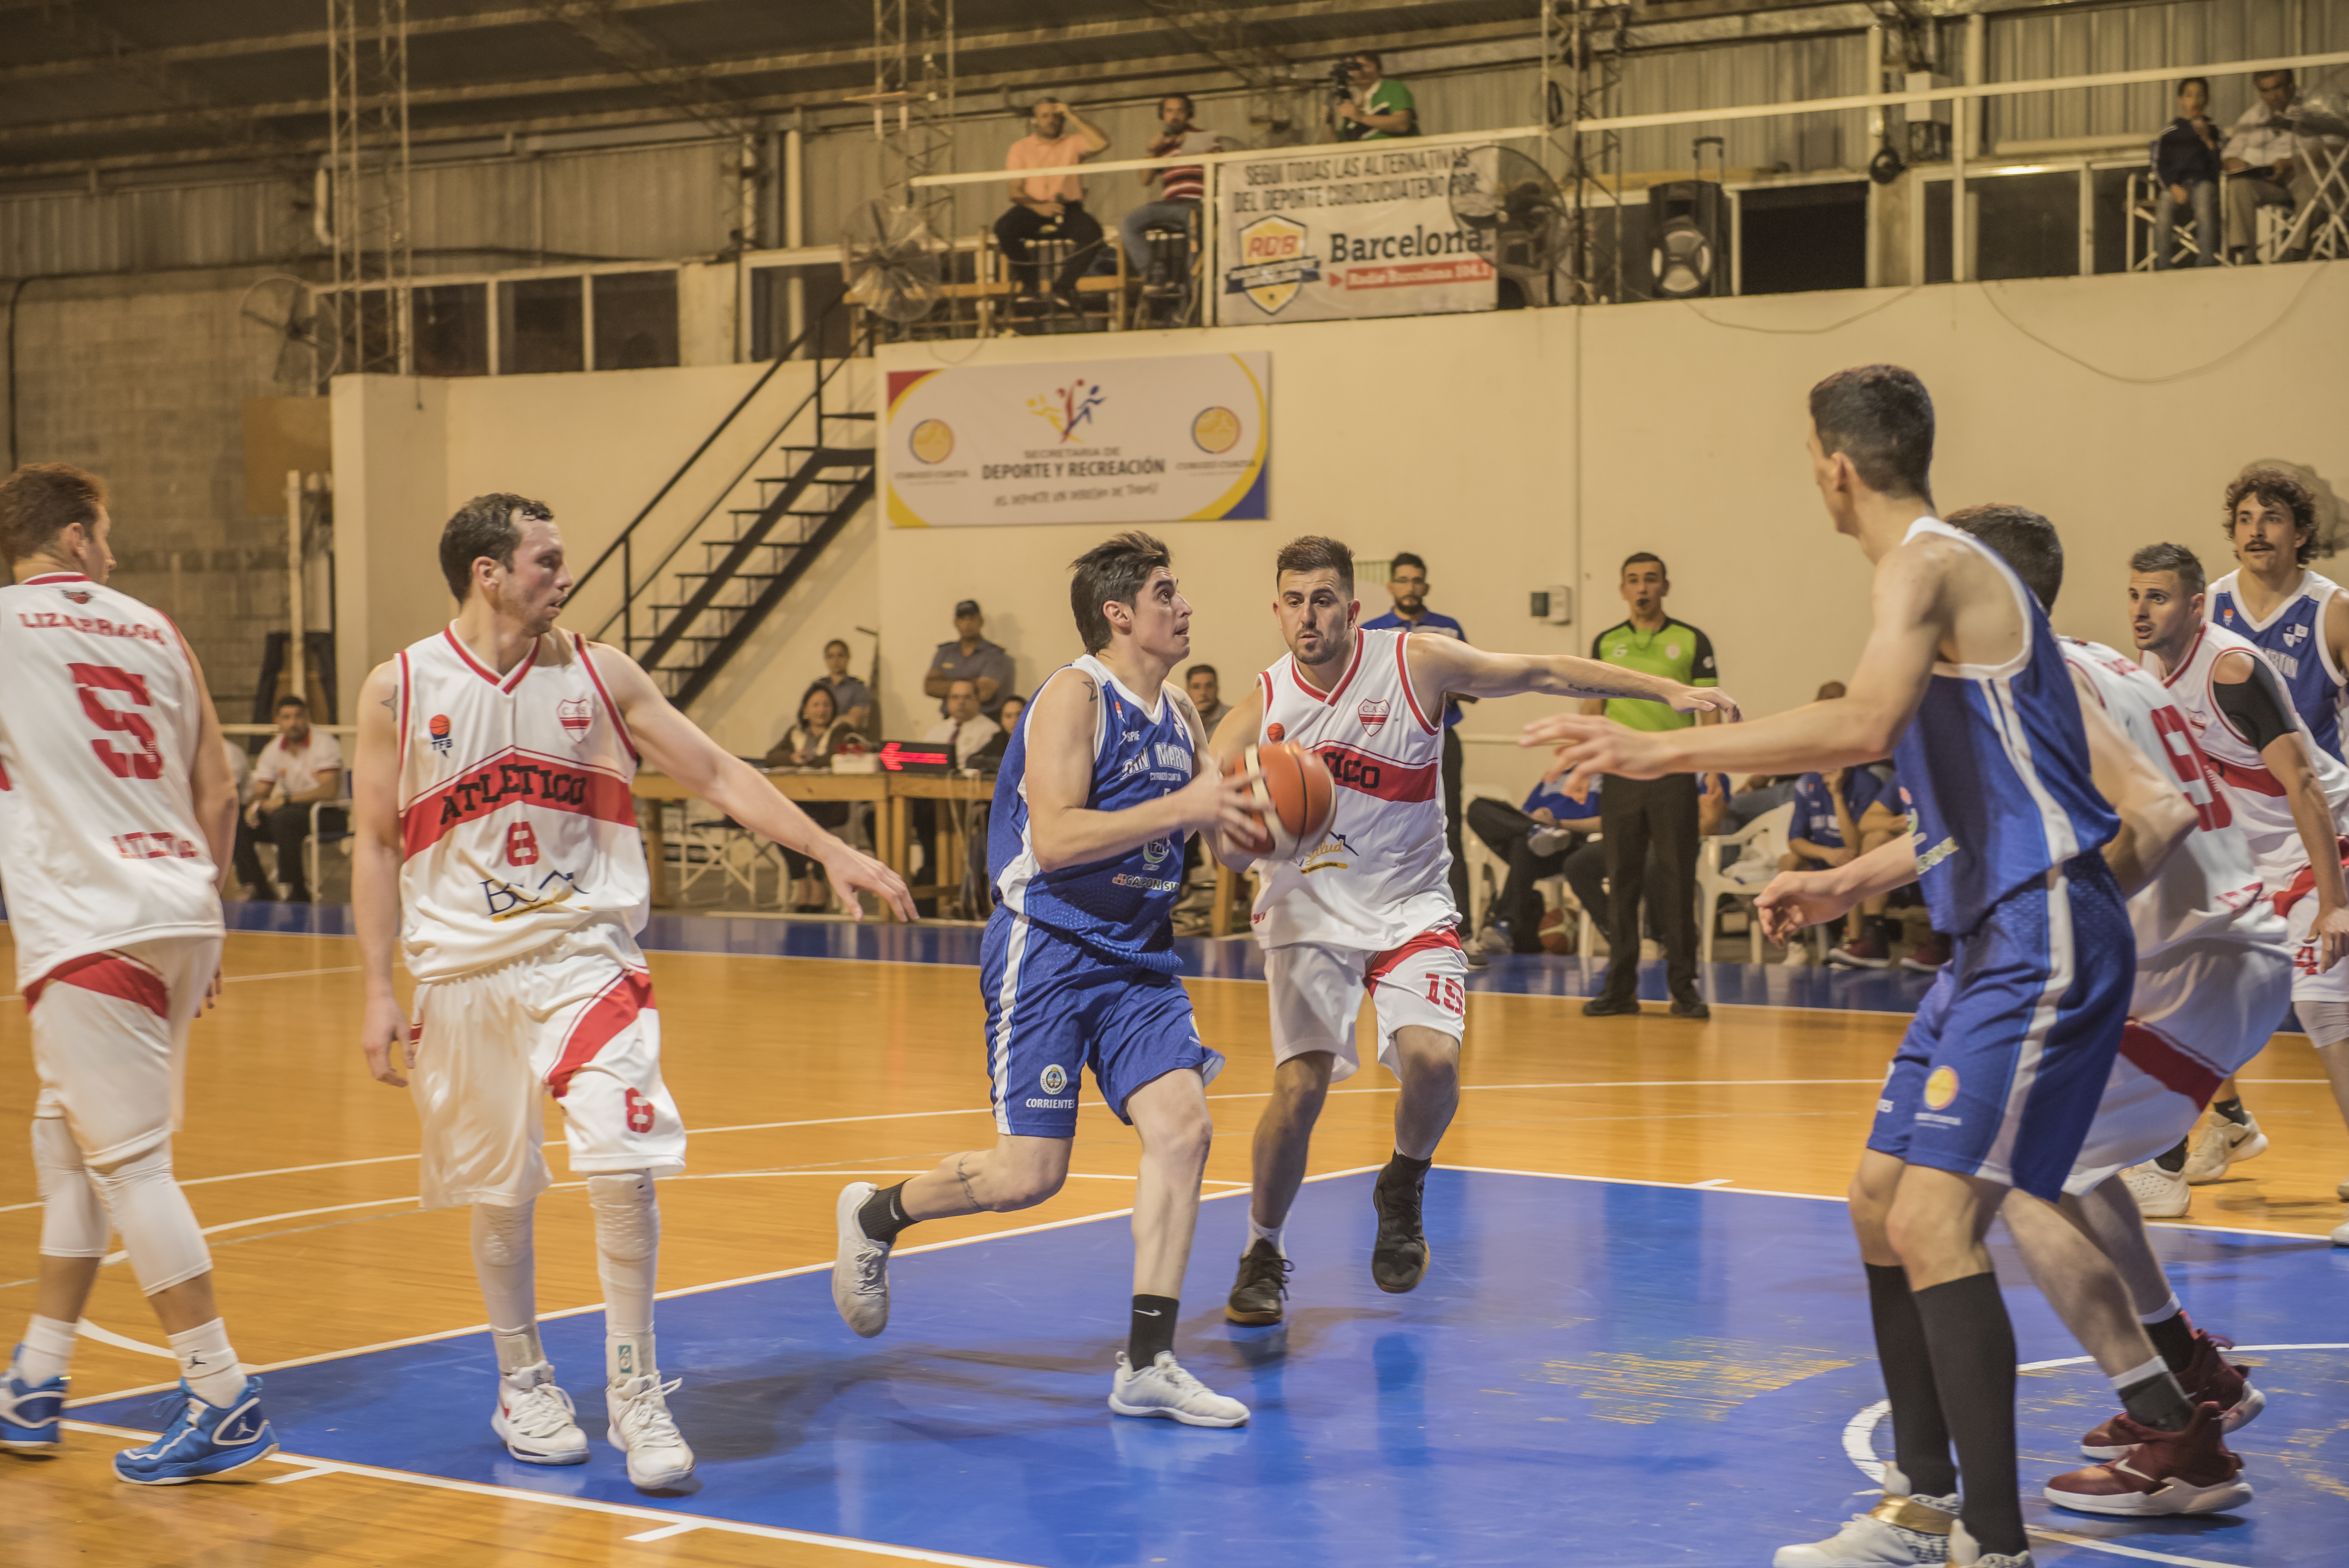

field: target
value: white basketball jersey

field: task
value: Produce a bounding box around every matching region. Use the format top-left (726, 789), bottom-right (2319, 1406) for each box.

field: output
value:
top-left (394, 627), bottom-right (648, 982)
top-left (0, 572), bottom-right (222, 988)
top-left (1250, 627), bottom-right (1454, 952)
top-left (2060, 638), bottom-right (2281, 960)
top-left (2149, 621), bottom-right (2349, 892)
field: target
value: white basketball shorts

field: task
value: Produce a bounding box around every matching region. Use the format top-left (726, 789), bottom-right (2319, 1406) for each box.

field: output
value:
top-left (1266, 928), bottom-right (1468, 1082)
top-left (27, 934), bottom-right (222, 1166)
top-left (2287, 892), bottom-right (2349, 1007)
top-left (2065, 934), bottom-right (2291, 1194)
top-left (407, 920), bottom-right (686, 1209)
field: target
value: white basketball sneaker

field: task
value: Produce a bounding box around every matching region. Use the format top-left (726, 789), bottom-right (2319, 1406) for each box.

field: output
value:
top-left (1948, 1522), bottom-right (2033, 1567)
top-left (2121, 1161), bottom-right (2190, 1218)
top-left (607, 1372), bottom-right (695, 1490)
top-left (1773, 1466), bottom-right (1957, 1566)
top-left (490, 1362), bottom-right (587, 1465)
top-left (2181, 1113), bottom-right (2266, 1184)
top-left (1107, 1351), bottom-right (1249, 1428)
top-left (832, 1182), bottom-right (893, 1338)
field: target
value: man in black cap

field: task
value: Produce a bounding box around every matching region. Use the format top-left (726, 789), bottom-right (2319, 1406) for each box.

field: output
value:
top-left (925, 599), bottom-right (1017, 722)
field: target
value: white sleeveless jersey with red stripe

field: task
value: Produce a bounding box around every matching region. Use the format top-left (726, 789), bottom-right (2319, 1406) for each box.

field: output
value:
top-left (2060, 637), bottom-right (2281, 960)
top-left (395, 627), bottom-right (647, 982)
top-left (2149, 620), bottom-right (2349, 891)
top-left (1249, 627), bottom-right (1455, 951)
top-left (0, 572), bottom-right (222, 988)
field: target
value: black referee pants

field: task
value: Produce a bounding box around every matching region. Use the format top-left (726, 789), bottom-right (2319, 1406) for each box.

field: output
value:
top-left (1598, 772), bottom-right (1700, 999)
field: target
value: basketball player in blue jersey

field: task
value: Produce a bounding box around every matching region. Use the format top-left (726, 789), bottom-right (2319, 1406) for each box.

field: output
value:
top-left (2187, 469), bottom-right (2342, 1184)
top-left (1526, 366), bottom-right (2133, 1568)
top-left (829, 532), bottom-right (1267, 1427)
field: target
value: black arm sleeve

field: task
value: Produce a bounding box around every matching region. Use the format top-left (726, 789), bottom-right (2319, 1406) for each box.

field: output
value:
top-left (2213, 655), bottom-right (2300, 754)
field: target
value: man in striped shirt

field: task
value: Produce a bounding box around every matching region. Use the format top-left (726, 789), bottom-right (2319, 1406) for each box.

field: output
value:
top-left (1122, 94), bottom-right (1224, 285)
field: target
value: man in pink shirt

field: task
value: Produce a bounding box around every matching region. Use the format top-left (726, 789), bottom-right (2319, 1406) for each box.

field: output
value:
top-left (996, 98), bottom-right (1111, 307)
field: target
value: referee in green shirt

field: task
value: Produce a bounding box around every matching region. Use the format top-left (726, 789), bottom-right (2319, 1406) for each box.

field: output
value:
top-left (1582, 552), bottom-right (1720, 1020)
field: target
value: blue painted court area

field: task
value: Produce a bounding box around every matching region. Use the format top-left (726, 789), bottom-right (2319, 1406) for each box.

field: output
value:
top-left (76, 1172), bottom-right (2349, 1566)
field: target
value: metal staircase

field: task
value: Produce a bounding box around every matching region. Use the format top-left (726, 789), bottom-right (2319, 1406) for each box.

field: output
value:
top-left (573, 313), bottom-right (874, 709)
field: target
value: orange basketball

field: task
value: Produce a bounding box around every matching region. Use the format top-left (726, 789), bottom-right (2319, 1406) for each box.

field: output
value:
top-left (1225, 741), bottom-right (1335, 859)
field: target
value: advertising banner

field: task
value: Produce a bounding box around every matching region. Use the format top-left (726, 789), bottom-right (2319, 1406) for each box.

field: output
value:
top-left (1218, 144), bottom-right (1496, 324)
top-left (884, 352), bottom-right (1269, 527)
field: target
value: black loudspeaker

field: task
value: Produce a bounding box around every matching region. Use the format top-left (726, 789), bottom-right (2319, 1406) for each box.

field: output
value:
top-left (1647, 180), bottom-right (1725, 298)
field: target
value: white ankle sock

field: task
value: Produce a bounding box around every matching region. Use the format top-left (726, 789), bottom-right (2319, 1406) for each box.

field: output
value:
top-left (492, 1325), bottom-right (547, 1377)
top-left (1246, 1215), bottom-right (1285, 1258)
top-left (166, 1318), bottom-right (245, 1408)
top-left (16, 1315), bottom-right (77, 1384)
top-left (608, 1330), bottom-right (657, 1387)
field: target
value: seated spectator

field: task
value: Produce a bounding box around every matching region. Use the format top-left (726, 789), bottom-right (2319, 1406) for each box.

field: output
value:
top-left (2222, 69), bottom-right (2337, 263)
top-left (967, 693), bottom-right (1025, 773)
top-left (1722, 682), bottom-right (1846, 830)
top-left (1468, 775), bottom-right (1604, 956)
top-left (1186, 663), bottom-right (1228, 734)
top-left (926, 599), bottom-right (1016, 722)
top-left (2154, 77), bottom-right (2224, 269)
top-left (1329, 51), bottom-right (1418, 142)
top-left (911, 680), bottom-right (1002, 914)
top-left (996, 97), bottom-right (1110, 306)
top-left (818, 638), bottom-right (873, 734)
top-left (1556, 772), bottom-right (1729, 957)
top-left (221, 736), bottom-right (256, 898)
top-left (232, 695), bottom-right (343, 902)
top-left (764, 684), bottom-right (854, 911)
top-left (1124, 95), bottom-right (1224, 285)
top-left (1825, 767), bottom-right (1948, 973)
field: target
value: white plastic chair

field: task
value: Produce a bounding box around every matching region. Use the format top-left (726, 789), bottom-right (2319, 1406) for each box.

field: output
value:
top-left (303, 792), bottom-right (356, 901)
top-left (1697, 802), bottom-right (1794, 966)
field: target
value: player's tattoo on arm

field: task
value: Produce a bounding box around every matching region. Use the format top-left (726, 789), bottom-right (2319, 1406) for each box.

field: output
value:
top-left (954, 1155), bottom-right (980, 1208)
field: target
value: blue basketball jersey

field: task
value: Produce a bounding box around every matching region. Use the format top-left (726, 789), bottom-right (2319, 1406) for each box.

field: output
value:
top-left (1892, 519), bottom-right (2121, 937)
top-left (987, 654), bottom-right (1196, 973)
top-left (2206, 569), bottom-right (2347, 762)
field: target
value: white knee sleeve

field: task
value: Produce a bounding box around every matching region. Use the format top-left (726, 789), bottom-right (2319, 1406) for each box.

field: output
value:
top-left (588, 1172), bottom-right (659, 1336)
top-left (469, 1201), bottom-right (537, 1334)
top-left (86, 1142), bottom-right (210, 1295)
top-left (2299, 1001), bottom-right (2349, 1052)
top-left (33, 1118), bottom-right (107, 1260)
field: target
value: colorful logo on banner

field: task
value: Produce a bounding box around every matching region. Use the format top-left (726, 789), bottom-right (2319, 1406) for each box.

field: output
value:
top-left (1225, 215), bottom-right (1320, 316)
top-left (1026, 378), bottom-right (1107, 444)
top-left (909, 418), bottom-right (955, 464)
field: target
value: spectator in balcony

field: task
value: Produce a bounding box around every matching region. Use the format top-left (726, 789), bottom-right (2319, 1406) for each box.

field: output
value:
top-left (2222, 69), bottom-right (2331, 264)
top-left (818, 637), bottom-right (873, 734)
top-left (232, 694), bottom-right (343, 903)
top-left (925, 598), bottom-right (1016, 721)
top-left (1185, 663), bottom-right (1229, 734)
top-left (1123, 94), bottom-right (1224, 286)
top-left (2154, 76), bottom-right (2224, 269)
top-left (997, 97), bottom-right (1111, 306)
top-left (1328, 51), bottom-right (1418, 143)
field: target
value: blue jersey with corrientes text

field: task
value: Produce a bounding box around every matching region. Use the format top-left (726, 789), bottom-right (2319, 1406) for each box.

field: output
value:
top-left (1891, 519), bottom-right (2121, 938)
top-left (987, 654), bottom-right (1195, 973)
top-left (2206, 568), bottom-right (2348, 763)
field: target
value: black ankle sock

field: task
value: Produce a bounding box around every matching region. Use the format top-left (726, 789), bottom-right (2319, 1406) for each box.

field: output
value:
top-left (2153, 1137), bottom-right (2190, 1174)
top-left (1863, 914), bottom-right (1890, 944)
top-left (1379, 1151), bottom-right (1433, 1193)
top-left (857, 1182), bottom-right (913, 1245)
top-left (2212, 1097), bottom-right (2247, 1126)
top-left (2144, 1309), bottom-right (2196, 1375)
top-left (2118, 1364), bottom-right (2194, 1433)
top-left (1864, 1263), bottom-right (1958, 1497)
top-left (1128, 1294), bottom-right (1178, 1365)
top-left (1912, 1272), bottom-right (2024, 1558)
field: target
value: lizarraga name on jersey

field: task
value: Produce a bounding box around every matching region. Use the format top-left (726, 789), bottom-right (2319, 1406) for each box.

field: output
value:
top-left (14, 611), bottom-right (167, 645)
top-left (111, 830), bottom-right (202, 861)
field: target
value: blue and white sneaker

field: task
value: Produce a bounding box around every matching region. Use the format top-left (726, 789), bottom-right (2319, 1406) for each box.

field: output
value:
top-left (112, 1376), bottom-right (277, 1485)
top-left (1, 1352), bottom-right (67, 1453)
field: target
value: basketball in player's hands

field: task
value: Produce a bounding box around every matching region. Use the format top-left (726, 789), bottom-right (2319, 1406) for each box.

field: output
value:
top-left (1224, 741), bottom-right (1335, 859)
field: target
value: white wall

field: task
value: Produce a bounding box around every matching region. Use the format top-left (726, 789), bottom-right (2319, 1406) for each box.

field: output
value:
top-left (337, 262), bottom-right (2349, 803)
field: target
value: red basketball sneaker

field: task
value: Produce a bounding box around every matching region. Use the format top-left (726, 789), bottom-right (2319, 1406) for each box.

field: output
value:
top-left (2078, 1327), bottom-right (2262, 1459)
top-left (2045, 1401), bottom-right (2252, 1516)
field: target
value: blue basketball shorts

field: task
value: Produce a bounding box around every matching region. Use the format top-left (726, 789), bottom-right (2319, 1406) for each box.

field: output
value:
top-left (1868, 852), bottom-right (2133, 1200)
top-left (980, 913), bottom-right (1222, 1138)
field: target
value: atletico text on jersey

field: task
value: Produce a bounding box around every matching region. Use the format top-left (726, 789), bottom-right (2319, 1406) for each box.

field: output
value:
top-left (0, 572), bottom-right (223, 990)
top-left (1249, 627), bottom-right (1455, 953)
top-left (987, 655), bottom-right (1198, 972)
top-left (1891, 520), bottom-right (2121, 940)
top-left (394, 628), bottom-right (650, 982)
top-left (2206, 568), bottom-right (2349, 761)
top-left (2150, 619), bottom-right (2349, 894)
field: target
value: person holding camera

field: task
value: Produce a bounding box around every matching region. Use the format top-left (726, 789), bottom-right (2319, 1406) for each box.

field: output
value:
top-left (996, 97), bottom-right (1111, 306)
top-left (1328, 52), bottom-right (1418, 143)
